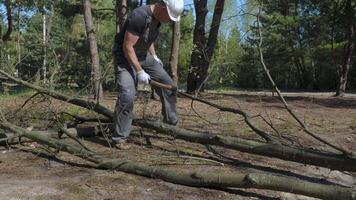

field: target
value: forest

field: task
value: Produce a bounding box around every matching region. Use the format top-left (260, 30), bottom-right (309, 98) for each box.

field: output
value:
top-left (0, 0), bottom-right (355, 199)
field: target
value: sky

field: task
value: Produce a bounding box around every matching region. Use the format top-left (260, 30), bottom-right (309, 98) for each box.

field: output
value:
top-left (1, 0), bottom-right (245, 37)
top-left (185, 0), bottom-right (194, 7)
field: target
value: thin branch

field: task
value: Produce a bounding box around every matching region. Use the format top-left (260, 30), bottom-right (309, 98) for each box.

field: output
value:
top-left (13, 92), bottom-right (43, 115)
top-left (180, 92), bottom-right (279, 143)
top-left (1, 115), bottom-right (355, 200)
top-left (57, 125), bottom-right (93, 152)
top-left (255, 3), bottom-right (351, 156)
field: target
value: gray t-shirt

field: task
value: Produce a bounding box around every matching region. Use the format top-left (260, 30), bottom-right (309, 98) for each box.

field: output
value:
top-left (113, 5), bottom-right (161, 64)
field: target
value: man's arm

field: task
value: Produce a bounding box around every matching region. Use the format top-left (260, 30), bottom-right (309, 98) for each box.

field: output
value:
top-left (123, 31), bottom-right (142, 73)
top-left (123, 31), bottom-right (151, 84)
top-left (148, 43), bottom-right (162, 65)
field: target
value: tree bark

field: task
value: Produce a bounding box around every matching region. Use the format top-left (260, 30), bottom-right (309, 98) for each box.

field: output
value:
top-left (2, 0), bottom-right (13, 41)
top-left (134, 119), bottom-right (356, 172)
top-left (15, 4), bottom-right (21, 78)
top-left (0, 118), bottom-right (355, 200)
top-left (169, 21), bottom-right (180, 86)
top-left (116, 0), bottom-right (128, 34)
top-left (335, 0), bottom-right (355, 97)
top-left (83, 0), bottom-right (103, 102)
top-left (41, 6), bottom-right (47, 83)
top-left (187, 0), bottom-right (225, 93)
top-left (187, 0), bottom-right (208, 93)
top-left (1, 69), bottom-right (356, 171)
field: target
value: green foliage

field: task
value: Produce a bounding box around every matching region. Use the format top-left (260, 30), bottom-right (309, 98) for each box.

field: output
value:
top-left (236, 0), bottom-right (356, 90)
top-left (1, 0), bottom-right (355, 92)
top-left (177, 10), bottom-right (194, 85)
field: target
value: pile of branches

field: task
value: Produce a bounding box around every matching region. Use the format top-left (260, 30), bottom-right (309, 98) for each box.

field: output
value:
top-left (0, 70), bottom-right (355, 200)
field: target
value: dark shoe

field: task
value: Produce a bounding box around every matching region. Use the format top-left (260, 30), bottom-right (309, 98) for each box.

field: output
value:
top-left (163, 119), bottom-right (178, 126)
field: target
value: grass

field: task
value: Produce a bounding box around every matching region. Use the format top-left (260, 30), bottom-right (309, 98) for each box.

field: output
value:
top-left (350, 117), bottom-right (356, 130)
top-left (281, 117), bottom-right (296, 134)
top-left (56, 182), bottom-right (88, 200)
top-left (0, 88), bottom-right (34, 99)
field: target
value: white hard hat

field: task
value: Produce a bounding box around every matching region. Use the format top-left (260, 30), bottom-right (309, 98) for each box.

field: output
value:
top-left (163, 0), bottom-right (184, 22)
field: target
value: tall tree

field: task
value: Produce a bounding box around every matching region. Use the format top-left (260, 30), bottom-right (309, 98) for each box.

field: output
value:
top-left (187, 0), bottom-right (226, 93)
top-left (335, 0), bottom-right (355, 96)
top-left (41, 5), bottom-right (47, 83)
top-left (116, 0), bottom-right (128, 34)
top-left (2, 0), bottom-right (13, 41)
top-left (169, 21), bottom-right (180, 86)
top-left (83, 0), bottom-right (103, 101)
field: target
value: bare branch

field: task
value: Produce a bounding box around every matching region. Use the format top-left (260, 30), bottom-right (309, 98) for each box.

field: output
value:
top-left (255, 3), bottom-right (352, 156)
top-left (0, 114), bottom-right (355, 200)
top-left (180, 92), bottom-right (279, 143)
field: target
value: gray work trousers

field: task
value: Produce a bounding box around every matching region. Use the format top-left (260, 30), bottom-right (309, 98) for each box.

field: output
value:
top-left (112, 53), bottom-right (177, 142)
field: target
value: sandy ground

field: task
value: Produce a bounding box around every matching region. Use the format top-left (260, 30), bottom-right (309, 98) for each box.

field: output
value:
top-left (0, 90), bottom-right (355, 200)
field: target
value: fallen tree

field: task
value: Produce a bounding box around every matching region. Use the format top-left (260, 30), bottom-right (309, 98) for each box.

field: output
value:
top-left (0, 113), bottom-right (355, 200)
top-left (1, 69), bottom-right (356, 172)
top-left (134, 119), bottom-right (356, 172)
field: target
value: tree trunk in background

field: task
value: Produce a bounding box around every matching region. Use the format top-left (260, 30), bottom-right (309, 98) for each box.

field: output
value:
top-left (169, 21), bottom-right (180, 86)
top-left (116, 0), bottom-right (128, 34)
top-left (187, 0), bottom-right (225, 93)
top-left (41, 6), bottom-right (47, 83)
top-left (335, 0), bottom-right (355, 97)
top-left (147, 0), bottom-right (159, 100)
top-left (187, 0), bottom-right (207, 93)
top-left (47, 2), bottom-right (56, 87)
top-left (335, 23), bottom-right (354, 96)
top-left (15, 5), bottom-right (21, 78)
top-left (83, 0), bottom-right (103, 102)
top-left (2, 0), bottom-right (12, 41)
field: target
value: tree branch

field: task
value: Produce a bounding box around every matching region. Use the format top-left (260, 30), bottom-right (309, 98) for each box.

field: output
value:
top-left (255, 3), bottom-right (352, 156)
top-left (179, 92), bottom-right (279, 143)
top-left (0, 113), bottom-right (355, 200)
top-left (1, 69), bottom-right (356, 171)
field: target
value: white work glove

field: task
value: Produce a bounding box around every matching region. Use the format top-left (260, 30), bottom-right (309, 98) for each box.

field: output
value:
top-left (137, 70), bottom-right (151, 85)
top-left (153, 54), bottom-right (163, 66)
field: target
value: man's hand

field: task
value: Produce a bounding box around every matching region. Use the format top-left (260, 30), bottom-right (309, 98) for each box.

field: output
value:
top-left (137, 70), bottom-right (151, 85)
top-left (153, 54), bottom-right (163, 66)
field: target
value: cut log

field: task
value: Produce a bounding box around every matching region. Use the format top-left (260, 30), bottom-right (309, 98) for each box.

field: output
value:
top-left (0, 118), bottom-right (355, 200)
top-left (134, 119), bottom-right (356, 172)
top-left (1, 69), bottom-right (356, 172)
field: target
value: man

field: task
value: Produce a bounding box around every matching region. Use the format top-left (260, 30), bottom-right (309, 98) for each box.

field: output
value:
top-left (112, 0), bottom-right (184, 149)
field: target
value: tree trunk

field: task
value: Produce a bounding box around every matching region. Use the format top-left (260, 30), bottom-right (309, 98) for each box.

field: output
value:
top-left (83, 0), bottom-right (103, 102)
top-left (2, 0), bottom-right (13, 41)
top-left (15, 5), bottom-right (21, 78)
top-left (335, 26), bottom-right (354, 96)
top-left (187, 0), bottom-right (208, 93)
top-left (1, 119), bottom-right (355, 200)
top-left (47, 1), bottom-right (56, 87)
top-left (335, 0), bottom-right (354, 97)
top-left (41, 6), bottom-right (47, 83)
top-left (2, 69), bottom-right (356, 172)
top-left (169, 21), bottom-right (180, 86)
top-left (116, 0), bottom-right (128, 34)
top-left (134, 119), bottom-right (356, 172)
top-left (187, 0), bottom-right (225, 93)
